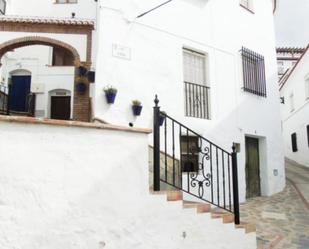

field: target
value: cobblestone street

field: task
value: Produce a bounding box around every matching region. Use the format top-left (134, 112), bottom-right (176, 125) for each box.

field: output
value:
top-left (240, 162), bottom-right (309, 249)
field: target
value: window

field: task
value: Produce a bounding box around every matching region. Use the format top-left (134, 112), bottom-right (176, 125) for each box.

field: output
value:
top-left (289, 92), bottom-right (295, 112)
top-left (183, 48), bottom-right (210, 119)
top-left (55, 0), bottom-right (77, 3)
top-left (240, 0), bottom-right (254, 12)
top-left (305, 78), bottom-right (309, 100)
top-left (52, 47), bottom-right (74, 66)
top-left (0, 0), bottom-right (6, 15)
top-left (180, 136), bottom-right (199, 172)
top-left (241, 47), bottom-right (267, 97)
top-left (291, 133), bottom-right (298, 152)
top-left (277, 61), bottom-right (284, 75)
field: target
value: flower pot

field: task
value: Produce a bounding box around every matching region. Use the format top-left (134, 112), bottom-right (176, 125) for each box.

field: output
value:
top-left (78, 66), bottom-right (88, 76)
top-left (132, 105), bottom-right (143, 116)
top-left (105, 92), bottom-right (117, 104)
top-left (76, 82), bottom-right (87, 93)
top-left (159, 114), bottom-right (166, 126)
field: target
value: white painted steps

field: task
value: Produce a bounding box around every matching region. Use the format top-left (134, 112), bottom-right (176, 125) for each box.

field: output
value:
top-left (148, 190), bottom-right (257, 248)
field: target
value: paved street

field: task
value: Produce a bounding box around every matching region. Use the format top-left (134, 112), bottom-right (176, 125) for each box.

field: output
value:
top-left (240, 160), bottom-right (309, 249)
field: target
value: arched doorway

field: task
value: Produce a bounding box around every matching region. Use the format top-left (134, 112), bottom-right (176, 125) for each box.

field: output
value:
top-left (9, 69), bottom-right (31, 113)
top-left (0, 36), bottom-right (91, 122)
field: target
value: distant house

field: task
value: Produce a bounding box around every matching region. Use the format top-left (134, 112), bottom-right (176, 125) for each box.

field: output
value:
top-left (279, 45), bottom-right (309, 168)
top-left (276, 47), bottom-right (305, 82)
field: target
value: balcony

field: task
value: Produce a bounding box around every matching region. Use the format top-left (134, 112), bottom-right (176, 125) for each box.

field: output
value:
top-left (184, 81), bottom-right (210, 119)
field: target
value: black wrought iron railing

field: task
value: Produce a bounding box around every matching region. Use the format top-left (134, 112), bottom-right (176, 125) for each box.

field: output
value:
top-left (153, 95), bottom-right (240, 224)
top-left (0, 86), bottom-right (36, 117)
top-left (26, 93), bottom-right (36, 117)
top-left (184, 81), bottom-right (210, 119)
top-left (0, 86), bottom-right (8, 114)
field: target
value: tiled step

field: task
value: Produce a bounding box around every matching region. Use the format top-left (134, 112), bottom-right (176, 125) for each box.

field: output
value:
top-left (236, 222), bottom-right (256, 234)
top-left (183, 201), bottom-right (211, 213)
top-left (211, 209), bottom-right (235, 224)
top-left (149, 190), bottom-right (256, 234)
top-left (149, 190), bottom-right (183, 201)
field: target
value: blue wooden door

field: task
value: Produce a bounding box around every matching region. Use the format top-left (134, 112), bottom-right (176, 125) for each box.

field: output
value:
top-left (9, 75), bottom-right (31, 112)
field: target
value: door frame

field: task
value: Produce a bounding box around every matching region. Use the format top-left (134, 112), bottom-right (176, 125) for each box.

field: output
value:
top-left (48, 89), bottom-right (72, 119)
top-left (245, 136), bottom-right (261, 199)
top-left (9, 70), bottom-right (32, 113)
top-left (50, 95), bottom-right (71, 120)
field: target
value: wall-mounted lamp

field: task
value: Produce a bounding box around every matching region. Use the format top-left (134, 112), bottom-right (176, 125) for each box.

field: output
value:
top-left (280, 97), bottom-right (285, 104)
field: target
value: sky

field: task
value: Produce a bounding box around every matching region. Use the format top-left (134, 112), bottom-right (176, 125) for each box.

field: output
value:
top-left (274, 0), bottom-right (309, 47)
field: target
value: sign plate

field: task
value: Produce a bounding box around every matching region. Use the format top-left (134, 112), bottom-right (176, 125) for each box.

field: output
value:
top-left (112, 44), bottom-right (131, 60)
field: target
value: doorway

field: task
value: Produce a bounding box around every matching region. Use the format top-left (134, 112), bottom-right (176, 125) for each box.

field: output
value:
top-left (50, 96), bottom-right (71, 120)
top-left (9, 75), bottom-right (31, 112)
top-left (245, 137), bottom-right (261, 198)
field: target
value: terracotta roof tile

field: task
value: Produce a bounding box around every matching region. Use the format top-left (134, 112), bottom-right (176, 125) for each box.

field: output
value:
top-left (0, 15), bottom-right (94, 26)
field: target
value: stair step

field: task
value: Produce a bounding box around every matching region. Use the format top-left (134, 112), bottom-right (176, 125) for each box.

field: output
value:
top-left (236, 222), bottom-right (256, 234)
top-left (167, 191), bottom-right (183, 201)
top-left (149, 189), bottom-right (256, 235)
top-left (182, 201), bottom-right (211, 213)
top-left (211, 209), bottom-right (235, 224)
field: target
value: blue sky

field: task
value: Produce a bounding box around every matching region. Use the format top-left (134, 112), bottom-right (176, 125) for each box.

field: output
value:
top-left (274, 0), bottom-right (309, 47)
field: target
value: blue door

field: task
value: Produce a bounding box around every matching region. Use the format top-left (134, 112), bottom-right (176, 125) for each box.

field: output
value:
top-left (9, 75), bottom-right (31, 112)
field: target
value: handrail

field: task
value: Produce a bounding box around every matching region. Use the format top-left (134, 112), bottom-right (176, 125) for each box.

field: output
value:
top-left (153, 95), bottom-right (240, 224)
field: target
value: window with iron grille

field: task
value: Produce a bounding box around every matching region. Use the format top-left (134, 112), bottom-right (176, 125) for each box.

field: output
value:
top-left (241, 47), bottom-right (267, 97)
top-left (180, 135), bottom-right (199, 172)
top-left (291, 133), bottom-right (298, 152)
top-left (0, 0), bottom-right (6, 15)
top-left (183, 48), bottom-right (210, 119)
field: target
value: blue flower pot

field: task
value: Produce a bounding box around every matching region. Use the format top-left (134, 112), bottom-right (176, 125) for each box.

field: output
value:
top-left (78, 66), bottom-right (88, 76)
top-left (132, 105), bottom-right (143, 116)
top-left (76, 82), bottom-right (87, 93)
top-left (105, 93), bottom-right (117, 104)
top-left (159, 115), bottom-right (166, 126)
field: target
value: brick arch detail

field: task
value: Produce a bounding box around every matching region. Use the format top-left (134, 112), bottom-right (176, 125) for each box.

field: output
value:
top-left (0, 36), bottom-right (81, 65)
top-left (0, 36), bottom-right (90, 122)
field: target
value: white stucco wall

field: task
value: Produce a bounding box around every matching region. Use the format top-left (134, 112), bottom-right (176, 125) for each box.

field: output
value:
top-left (6, 0), bottom-right (97, 20)
top-left (94, 0), bottom-right (285, 201)
top-left (0, 121), bottom-right (256, 249)
top-left (280, 49), bottom-right (309, 167)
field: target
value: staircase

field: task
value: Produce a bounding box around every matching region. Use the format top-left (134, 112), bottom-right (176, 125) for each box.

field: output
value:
top-left (149, 190), bottom-right (256, 233)
top-left (150, 95), bottom-right (257, 247)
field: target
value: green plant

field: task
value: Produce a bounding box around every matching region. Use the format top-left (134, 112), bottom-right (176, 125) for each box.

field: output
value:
top-left (104, 85), bottom-right (118, 94)
top-left (132, 99), bottom-right (142, 106)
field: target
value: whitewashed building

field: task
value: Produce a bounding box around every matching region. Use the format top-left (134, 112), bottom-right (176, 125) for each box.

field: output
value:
top-left (0, 0), bottom-right (283, 248)
top-left (276, 47), bottom-right (305, 81)
top-left (94, 0), bottom-right (284, 200)
top-left (279, 44), bottom-right (309, 168)
top-left (0, 0), bottom-right (97, 121)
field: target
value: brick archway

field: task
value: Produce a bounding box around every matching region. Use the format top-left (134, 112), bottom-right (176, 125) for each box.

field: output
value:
top-left (0, 36), bottom-right (81, 65)
top-left (0, 36), bottom-right (90, 122)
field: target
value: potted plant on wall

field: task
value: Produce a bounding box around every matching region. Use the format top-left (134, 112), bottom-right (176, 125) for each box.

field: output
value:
top-left (104, 86), bottom-right (118, 104)
top-left (76, 77), bottom-right (87, 93)
top-left (132, 100), bottom-right (143, 116)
